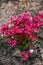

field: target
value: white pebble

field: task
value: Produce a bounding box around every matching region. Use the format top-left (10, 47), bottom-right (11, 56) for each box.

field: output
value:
top-left (30, 49), bottom-right (34, 53)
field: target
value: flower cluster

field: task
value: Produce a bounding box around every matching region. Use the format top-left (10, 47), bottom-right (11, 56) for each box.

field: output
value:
top-left (21, 49), bottom-right (33, 60)
top-left (0, 12), bottom-right (43, 60)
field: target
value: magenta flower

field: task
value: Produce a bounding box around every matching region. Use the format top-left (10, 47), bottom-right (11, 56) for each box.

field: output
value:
top-left (30, 34), bottom-right (37, 41)
top-left (21, 51), bottom-right (26, 55)
top-left (21, 51), bottom-right (28, 60)
top-left (8, 39), bottom-right (17, 46)
top-left (4, 31), bottom-right (9, 37)
top-left (22, 54), bottom-right (28, 61)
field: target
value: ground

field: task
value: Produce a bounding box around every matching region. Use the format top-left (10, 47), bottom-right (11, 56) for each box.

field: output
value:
top-left (0, 0), bottom-right (43, 65)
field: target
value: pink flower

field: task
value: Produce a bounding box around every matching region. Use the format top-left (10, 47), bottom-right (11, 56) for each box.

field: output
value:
top-left (30, 34), bottom-right (36, 41)
top-left (22, 54), bottom-right (28, 60)
top-left (39, 13), bottom-right (43, 18)
top-left (4, 31), bottom-right (9, 37)
top-left (21, 51), bottom-right (26, 55)
top-left (1, 23), bottom-right (8, 33)
top-left (21, 51), bottom-right (29, 60)
top-left (10, 28), bottom-right (16, 36)
top-left (15, 26), bottom-right (22, 33)
top-left (24, 29), bottom-right (32, 34)
top-left (16, 28), bottom-right (22, 33)
top-left (22, 12), bottom-right (30, 20)
top-left (9, 16), bottom-right (14, 19)
top-left (8, 39), bottom-right (17, 46)
top-left (38, 21), bottom-right (43, 26)
top-left (8, 39), bottom-right (12, 44)
top-left (10, 15), bottom-right (18, 24)
top-left (12, 40), bottom-right (17, 46)
top-left (2, 23), bottom-right (8, 29)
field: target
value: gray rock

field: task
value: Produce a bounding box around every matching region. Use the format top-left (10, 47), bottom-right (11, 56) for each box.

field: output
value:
top-left (12, 49), bottom-right (21, 57)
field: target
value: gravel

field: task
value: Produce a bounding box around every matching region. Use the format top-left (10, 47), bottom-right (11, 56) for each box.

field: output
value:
top-left (0, 0), bottom-right (43, 65)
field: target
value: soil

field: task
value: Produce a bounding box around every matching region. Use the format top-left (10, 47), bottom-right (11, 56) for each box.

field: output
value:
top-left (0, 0), bottom-right (43, 65)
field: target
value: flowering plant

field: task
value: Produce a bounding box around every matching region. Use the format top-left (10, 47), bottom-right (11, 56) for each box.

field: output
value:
top-left (0, 12), bottom-right (43, 61)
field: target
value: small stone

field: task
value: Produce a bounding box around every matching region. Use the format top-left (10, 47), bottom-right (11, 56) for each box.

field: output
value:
top-left (19, 0), bottom-right (23, 2)
top-left (15, 6), bottom-right (17, 9)
top-left (1, 34), bottom-right (4, 37)
top-left (12, 49), bottom-right (21, 57)
top-left (7, 1), bottom-right (14, 7)
top-left (29, 52), bottom-right (37, 59)
top-left (29, 49), bottom-right (34, 53)
top-left (0, 61), bottom-right (3, 65)
top-left (8, 24), bottom-right (14, 27)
